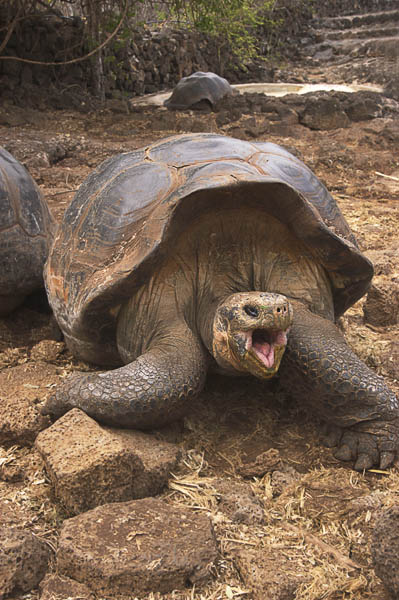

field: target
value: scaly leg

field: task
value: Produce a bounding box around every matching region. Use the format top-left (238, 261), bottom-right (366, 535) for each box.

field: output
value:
top-left (42, 326), bottom-right (208, 428)
top-left (279, 301), bottom-right (399, 470)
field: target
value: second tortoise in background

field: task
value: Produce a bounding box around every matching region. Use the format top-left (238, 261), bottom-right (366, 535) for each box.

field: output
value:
top-left (164, 71), bottom-right (233, 110)
top-left (0, 147), bottom-right (55, 316)
top-left (43, 133), bottom-right (399, 471)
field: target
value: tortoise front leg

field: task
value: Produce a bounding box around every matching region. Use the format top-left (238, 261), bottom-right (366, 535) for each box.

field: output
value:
top-left (42, 328), bottom-right (208, 429)
top-left (279, 301), bottom-right (399, 471)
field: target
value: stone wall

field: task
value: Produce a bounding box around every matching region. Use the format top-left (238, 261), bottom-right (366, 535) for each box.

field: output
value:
top-left (0, 14), bottom-right (89, 107)
top-left (107, 28), bottom-right (278, 98)
top-left (0, 17), bottom-right (272, 104)
top-left (214, 89), bottom-right (399, 131)
top-left (0, 3), bottom-right (311, 104)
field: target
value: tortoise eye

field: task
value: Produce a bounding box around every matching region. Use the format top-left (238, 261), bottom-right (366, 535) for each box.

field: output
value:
top-left (244, 305), bottom-right (259, 318)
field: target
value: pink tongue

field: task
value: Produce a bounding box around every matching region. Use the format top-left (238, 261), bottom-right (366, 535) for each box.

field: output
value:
top-left (253, 342), bottom-right (275, 368)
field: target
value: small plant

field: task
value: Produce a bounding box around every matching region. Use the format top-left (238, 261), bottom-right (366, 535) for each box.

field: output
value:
top-left (169, 0), bottom-right (280, 68)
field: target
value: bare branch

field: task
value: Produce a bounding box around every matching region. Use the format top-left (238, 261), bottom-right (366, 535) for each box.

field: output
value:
top-left (0, 0), bottom-right (26, 56)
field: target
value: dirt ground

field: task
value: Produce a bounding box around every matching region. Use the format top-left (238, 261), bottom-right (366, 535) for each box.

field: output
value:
top-left (1, 98), bottom-right (399, 600)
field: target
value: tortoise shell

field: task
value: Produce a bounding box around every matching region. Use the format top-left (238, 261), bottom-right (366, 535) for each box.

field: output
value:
top-left (0, 147), bottom-right (54, 313)
top-left (46, 133), bottom-right (373, 363)
top-left (164, 72), bottom-right (233, 110)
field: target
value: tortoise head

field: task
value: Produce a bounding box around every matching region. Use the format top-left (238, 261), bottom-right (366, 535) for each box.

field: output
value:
top-left (212, 292), bottom-right (293, 379)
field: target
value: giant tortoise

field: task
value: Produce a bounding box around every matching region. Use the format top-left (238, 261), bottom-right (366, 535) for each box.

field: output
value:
top-left (43, 133), bottom-right (399, 471)
top-left (0, 147), bottom-right (54, 315)
top-left (164, 71), bottom-right (233, 110)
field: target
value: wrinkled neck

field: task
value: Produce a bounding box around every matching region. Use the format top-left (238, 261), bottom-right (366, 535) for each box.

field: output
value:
top-left (196, 294), bottom-right (227, 357)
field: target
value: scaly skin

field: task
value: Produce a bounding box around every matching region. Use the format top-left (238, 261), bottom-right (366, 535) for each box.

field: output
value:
top-left (279, 301), bottom-right (399, 471)
top-left (43, 326), bottom-right (209, 428)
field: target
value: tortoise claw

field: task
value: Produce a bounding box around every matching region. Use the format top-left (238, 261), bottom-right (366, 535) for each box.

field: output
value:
top-left (333, 444), bottom-right (353, 462)
top-left (41, 391), bottom-right (71, 420)
top-left (379, 452), bottom-right (395, 470)
top-left (354, 453), bottom-right (374, 472)
top-left (327, 425), bottom-right (395, 470)
top-left (321, 424), bottom-right (343, 448)
top-left (41, 372), bottom-right (91, 421)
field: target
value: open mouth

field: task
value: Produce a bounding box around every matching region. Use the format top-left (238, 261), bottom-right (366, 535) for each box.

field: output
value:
top-left (245, 328), bottom-right (289, 369)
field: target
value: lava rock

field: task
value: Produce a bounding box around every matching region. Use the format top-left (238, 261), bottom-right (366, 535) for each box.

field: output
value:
top-left (214, 479), bottom-right (265, 525)
top-left (56, 497), bottom-right (218, 596)
top-left (363, 282), bottom-right (399, 327)
top-left (238, 448), bottom-right (281, 478)
top-left (234, 546), bottom-right (305, 600)
top-left (371, 504), bottom-right (399, 598)
top-left (300, 95), bottom-right (350, 130)
top-left (0, 362), bottom-right (56, 445)
top-left (35, 408), bottom-right (180, 514)
top-left (0, 526), bottom-right (51, 598)
top-left (39, 573), bottom-right (95, 600)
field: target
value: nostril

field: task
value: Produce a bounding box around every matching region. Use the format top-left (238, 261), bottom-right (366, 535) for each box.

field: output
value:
top-left (276, 307), bottom-right (281, 313)
top-left (244, 305), bottom-right (259, 318)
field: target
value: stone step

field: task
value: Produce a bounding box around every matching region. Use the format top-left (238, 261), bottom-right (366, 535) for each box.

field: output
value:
top-left (350, 35), bottom-right (399, 57)
top-left (317, 24), bottom-right (399, 42)
top-left (309, 35), bottom-right (399, 60)
top-left (327, 56), bottom-right (398, 87)
top-left (317, 9), bottom-right (399, 30)
top-left (318, 0), bottom-right (399, 17)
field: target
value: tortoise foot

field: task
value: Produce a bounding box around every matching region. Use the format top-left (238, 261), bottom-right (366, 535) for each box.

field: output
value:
top-left (41, 374), bottom-right (87, 420)
top-left (322, 422), bottom-right (398, 471)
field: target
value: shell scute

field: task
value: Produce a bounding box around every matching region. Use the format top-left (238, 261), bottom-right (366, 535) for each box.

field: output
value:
top-left (251, 151), bottom-right (356, 245)
top-left (75, 161), bottom-right (173, 254)
top-left (0, 172), bottom-right (14, 230)
top-left (0, 147), bottom-right (54, 303)
top-left (18, 175), bottom-right (46, 235)
top-left (148, 134), bottom-right (256, 167)
top-left (62, 150), bottom-right (147, 231)
top-left (179, 159), bottom-right (262, 191)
